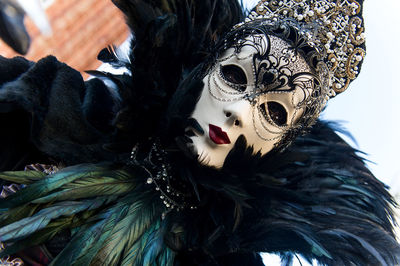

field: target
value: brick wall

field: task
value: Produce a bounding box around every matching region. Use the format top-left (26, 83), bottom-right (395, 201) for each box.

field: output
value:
top-left (0, 0), bottom-right (129, 78)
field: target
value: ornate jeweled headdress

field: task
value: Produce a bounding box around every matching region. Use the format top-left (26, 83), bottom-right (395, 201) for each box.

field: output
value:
top-left (239, 0), bottom-right (365, 97)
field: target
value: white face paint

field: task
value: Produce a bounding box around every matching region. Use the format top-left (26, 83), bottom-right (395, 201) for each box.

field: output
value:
top-left (188, 34), bottom-right (320, 168)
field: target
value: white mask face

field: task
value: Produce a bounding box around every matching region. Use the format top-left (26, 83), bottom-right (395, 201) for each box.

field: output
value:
top-left (188, 34), bottom-right (320, 168)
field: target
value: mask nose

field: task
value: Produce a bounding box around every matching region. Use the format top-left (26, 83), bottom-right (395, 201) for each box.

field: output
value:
top-left (223, 99), bottom-right (252, 127)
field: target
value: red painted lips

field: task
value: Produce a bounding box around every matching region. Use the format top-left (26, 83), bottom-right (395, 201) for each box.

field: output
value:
top-left (209, 124), bottom-right (231, 144)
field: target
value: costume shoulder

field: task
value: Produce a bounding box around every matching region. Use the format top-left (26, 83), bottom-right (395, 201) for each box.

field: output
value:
top-left (0, 55), bottom-right (121, 171)
top-left (166, 120), bottom-right (400, 265)
top-left (232, 120), bottom-right (400, 265)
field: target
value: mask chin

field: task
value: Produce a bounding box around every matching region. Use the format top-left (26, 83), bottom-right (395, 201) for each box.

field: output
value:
top-left (187, 133), bottom-right (258, 169)
top-left (189, 131), bottom-right (233, 168)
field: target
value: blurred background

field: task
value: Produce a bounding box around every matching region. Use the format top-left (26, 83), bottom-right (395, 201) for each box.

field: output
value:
top-left (0, 0), bottom-right (129, 79)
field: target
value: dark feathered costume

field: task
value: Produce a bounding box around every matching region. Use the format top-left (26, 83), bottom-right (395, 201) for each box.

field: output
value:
top-left (0, 0), bottom-right (399, 265)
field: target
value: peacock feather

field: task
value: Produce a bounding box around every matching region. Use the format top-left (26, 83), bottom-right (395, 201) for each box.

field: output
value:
top-left (0, 162), bottom-right (174, 265)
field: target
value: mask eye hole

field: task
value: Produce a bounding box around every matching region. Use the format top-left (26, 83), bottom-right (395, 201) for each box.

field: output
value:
top-left (221, 64), bottom-right (247, 91)
top-left (260, 101), bottom-right (287, 126)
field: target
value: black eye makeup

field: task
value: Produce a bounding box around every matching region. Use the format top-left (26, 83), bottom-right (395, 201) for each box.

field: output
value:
top-left (260, 101), bottom-right (287, 126)
top-left (221, 64), bottom-right (247, 92)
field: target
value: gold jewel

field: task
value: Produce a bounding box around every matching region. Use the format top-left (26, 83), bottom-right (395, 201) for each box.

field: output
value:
top-left (0, 235), bottom-right (24, 266)
top-left (241, 0), bottom-right (365, 96)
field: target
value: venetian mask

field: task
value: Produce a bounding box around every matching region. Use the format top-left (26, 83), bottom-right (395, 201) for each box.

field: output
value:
top-left (188, 33), bottom-right (322, 168)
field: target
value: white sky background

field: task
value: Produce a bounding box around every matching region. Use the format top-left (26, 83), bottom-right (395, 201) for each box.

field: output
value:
top-left (322, 0), bottom-right (400, 192)
top-left (242, 0), bottom-right (400, 265)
